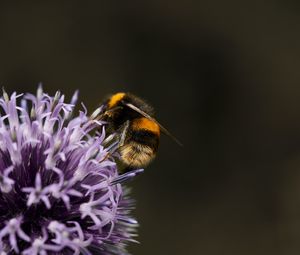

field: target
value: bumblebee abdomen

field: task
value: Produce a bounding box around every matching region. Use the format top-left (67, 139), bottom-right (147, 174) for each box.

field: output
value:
top-left (119, 142), bottom-right (155, 168)
top-left (119, 127), bottom-right (160, 168)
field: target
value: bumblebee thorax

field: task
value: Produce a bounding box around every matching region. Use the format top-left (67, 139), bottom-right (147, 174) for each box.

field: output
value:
top-left (108, 92), bottom-right (126, 108)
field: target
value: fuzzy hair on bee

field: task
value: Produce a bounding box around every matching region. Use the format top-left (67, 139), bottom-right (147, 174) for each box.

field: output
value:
top-left (98, 92), bottom-right (181, 172)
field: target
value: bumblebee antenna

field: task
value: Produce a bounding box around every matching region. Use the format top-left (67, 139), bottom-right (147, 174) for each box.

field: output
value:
top-left (125, 103), bottom-right (183, 146)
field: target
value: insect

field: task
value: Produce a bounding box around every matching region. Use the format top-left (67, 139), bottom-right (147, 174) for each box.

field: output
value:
top-left (98, 92), bottom-right (181, 171)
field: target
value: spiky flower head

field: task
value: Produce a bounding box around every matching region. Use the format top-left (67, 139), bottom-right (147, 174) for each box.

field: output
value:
top-left (0, 87), bottom-right (142, 254)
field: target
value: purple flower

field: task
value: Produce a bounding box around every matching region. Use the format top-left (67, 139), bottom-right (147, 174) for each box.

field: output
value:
top-left (0, 87), bottom-right (142, 254)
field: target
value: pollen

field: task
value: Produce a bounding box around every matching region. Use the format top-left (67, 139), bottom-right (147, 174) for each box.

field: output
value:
top-left (108, 92), bottom-right (126, 108)
top-left (132, 117), bottom-right (160, 134)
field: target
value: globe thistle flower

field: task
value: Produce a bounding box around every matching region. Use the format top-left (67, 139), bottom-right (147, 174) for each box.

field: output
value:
top-left (0, 87), bottom-right (142, 254)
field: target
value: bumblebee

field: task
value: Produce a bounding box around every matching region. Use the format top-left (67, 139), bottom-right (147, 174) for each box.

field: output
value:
top-left (99, 92), bottom-right (181, 171)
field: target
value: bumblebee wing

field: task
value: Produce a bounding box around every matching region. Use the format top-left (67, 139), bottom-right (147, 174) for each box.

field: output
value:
top-left (124, 103), bottom-right (183, 146)
top-left (125, 103), bottom-right (154, 120)
top-left (155, 123), bottom-right (183, 146)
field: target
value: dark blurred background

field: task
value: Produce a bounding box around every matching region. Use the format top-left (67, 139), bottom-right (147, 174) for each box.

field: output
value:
top-left (1, 1), bottom-right (300, 254)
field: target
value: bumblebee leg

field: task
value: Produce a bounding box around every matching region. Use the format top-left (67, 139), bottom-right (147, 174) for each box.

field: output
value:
top-left (102, 133), bottom-right (115, 146)
top-left (119, 120), bottom-right (130, 147)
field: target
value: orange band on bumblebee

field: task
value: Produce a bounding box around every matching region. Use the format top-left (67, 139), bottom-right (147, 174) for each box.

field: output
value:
top-left (132, 117), bottom-right (160, 135)
top-left (108, 93), bottom-right (126, 108)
